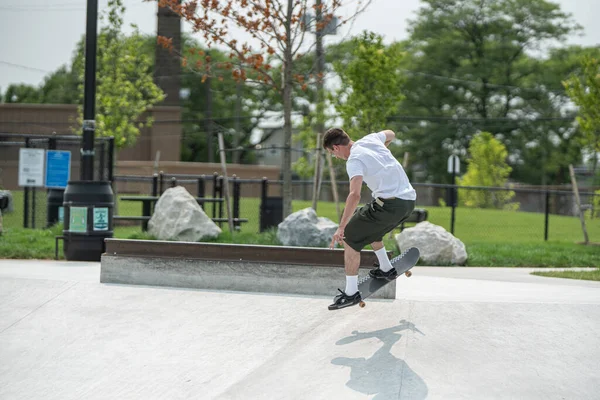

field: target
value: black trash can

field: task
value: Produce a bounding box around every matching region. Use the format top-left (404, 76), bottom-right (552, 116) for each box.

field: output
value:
top-left (260, 196), bottom-right (283, 232)
top-left (63, 181), bottom-right (114, 261)
top-left (47, 189), bottom-right (65, 227)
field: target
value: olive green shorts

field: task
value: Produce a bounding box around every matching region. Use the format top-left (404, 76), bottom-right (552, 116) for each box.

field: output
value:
top-left (344, 197), bottom-right (416, 252)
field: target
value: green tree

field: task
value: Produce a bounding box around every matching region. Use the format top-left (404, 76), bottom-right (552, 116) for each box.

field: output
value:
top-left (508, 46), bottom-right (597, 185)
top-left (458, 132), bottom-right (517, 209)
top-left (177, 34), bottom-right (318, 165)
top-left (396, 0), bottom-right (580, 183)
top-left (331, 31), bottom-right (405, 138)
top-left (39, 65), bottom-right (79, 104)
top-left (2, 84), bottom-right (41, 103)
top-left (160, 0), bottom-right (372, 217)
top-left (73, 0), bottom-right (164, 149)
top-left (563, 55), bottom-right (600, 183)
top-left (2, 65), bottom-right (79, 105)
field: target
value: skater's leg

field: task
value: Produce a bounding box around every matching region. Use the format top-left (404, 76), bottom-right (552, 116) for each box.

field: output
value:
top-left (343, 241), bottom-right (360, 295)
top-left (371, 241), bottom-right (393, 272)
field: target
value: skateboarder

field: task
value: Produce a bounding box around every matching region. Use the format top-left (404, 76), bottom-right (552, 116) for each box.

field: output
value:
top-left (323, 128), bottom-right (416, 310)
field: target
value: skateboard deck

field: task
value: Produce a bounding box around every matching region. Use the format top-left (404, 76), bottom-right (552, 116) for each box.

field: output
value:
top-left (357, 247), bottom-right (420, 308)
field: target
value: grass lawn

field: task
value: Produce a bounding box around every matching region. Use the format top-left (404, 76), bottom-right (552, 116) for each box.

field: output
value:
top-left (1, 190), bottom-right (599, 268)
top-left (532, 269), bottom-right (600, 281)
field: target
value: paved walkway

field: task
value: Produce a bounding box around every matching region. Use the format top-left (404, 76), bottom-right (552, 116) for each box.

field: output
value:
top-left (1, 260), bottom-right (599, 399)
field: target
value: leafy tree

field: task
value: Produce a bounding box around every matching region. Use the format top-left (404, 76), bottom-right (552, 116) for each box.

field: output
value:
top-left (2, 84), bottom-right (41, 103)
top-left (330, 31), bottom-right (405, 138)
top-left (294, 32), bottom-right (406, 192)
top-left (158, 0), bottom-right (372, 217)
top-left (395, 0), bottom-right (580, 183)
top-left (178, 39), bottom-right (284, 164)
top-left (508, 46), bottom-right (600, 185)
top-left (563, 55), bottom-right (600, 184)
top-left (458, 132), bottom-right (517, 209)
top-left (2, 65), bottom-right (79, 105)
top-left (73, 0), bottom-right (164, 149)
top-left (40, 65), bottom-right (80, 104)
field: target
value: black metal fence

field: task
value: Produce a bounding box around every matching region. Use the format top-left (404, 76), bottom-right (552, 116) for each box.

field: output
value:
top-left (0, 133), bottom-right (114, 229)
top-left (110, 172), bottom-right (598, 242)
top-left (2, 164), bottom-right (598, 243)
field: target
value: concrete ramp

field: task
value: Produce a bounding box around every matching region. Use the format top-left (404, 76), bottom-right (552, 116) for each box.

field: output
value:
top-left (0, 260), bottom-right (600, 400)
top-left (1, 260), bottom-right (599, 399)
top-left (100, 239), bottom-right (396, 299)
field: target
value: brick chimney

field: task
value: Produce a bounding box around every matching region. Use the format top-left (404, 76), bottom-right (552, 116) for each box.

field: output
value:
top-left (155, 2), bottom-right (181, 106)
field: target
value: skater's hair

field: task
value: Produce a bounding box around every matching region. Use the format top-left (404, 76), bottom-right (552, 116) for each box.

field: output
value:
top-left (322, 128), bottom-right (350, 149)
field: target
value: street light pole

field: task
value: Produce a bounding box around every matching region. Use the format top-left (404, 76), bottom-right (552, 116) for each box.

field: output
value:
top-left (81, 0), bottom-right (98, 181)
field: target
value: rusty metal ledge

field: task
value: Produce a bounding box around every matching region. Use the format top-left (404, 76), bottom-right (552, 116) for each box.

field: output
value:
top-left (104, 239), bottom-right (384, 267)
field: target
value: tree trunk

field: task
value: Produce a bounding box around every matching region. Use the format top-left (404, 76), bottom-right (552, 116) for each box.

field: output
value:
top-left (282, 0), bottom-right (294, 217)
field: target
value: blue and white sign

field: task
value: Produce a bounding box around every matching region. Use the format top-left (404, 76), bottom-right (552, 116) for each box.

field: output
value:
top-left (45, 150), bottom-right (71, 189)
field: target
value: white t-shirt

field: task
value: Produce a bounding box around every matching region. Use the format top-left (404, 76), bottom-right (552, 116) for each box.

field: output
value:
top-left (346, 132), bottom-right (417, 200)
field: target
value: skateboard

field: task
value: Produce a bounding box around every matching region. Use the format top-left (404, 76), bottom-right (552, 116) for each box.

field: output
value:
top-left (357, 247), bottom-right (420, 308)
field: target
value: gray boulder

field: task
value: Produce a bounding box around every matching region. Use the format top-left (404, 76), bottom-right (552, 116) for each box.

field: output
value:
top-left (148, 186), bottom-right (221, 242)
top-left (395, 221), bottom-right (467, 265)
top-left (277, 207), bottom-right (338, 247)
top-left (0, 190), bottom-right (14, 213)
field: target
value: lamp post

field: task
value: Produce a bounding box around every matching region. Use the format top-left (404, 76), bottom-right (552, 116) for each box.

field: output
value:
top-left (81, 0), bottom-right (98, 180)
top-left (62, 0), bottom-right (115, 261)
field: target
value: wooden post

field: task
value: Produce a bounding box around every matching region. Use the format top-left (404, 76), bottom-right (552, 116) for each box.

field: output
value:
top-left (326, 152), bottom-right (341, 221)
top-left (311, 132), bottom-right (322, 210)
top-left (569, 164), bottom-right (589, 244)
top-left (217, 132), bottom-right (234, 233)
top-left (153, 150), bottom-right (161, 175)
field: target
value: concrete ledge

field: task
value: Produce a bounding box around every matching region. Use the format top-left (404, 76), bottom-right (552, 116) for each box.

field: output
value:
top-left (100, 239), bottom-right (395, 299)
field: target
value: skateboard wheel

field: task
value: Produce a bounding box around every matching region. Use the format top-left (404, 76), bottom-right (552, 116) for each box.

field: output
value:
top-left (359, 301), bottom-right (365, 308)
top-left (405, 271), bottom-right (412, 277)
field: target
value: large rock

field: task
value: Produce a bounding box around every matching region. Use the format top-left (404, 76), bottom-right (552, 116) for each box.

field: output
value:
top-left (277, 207), bottom-right (338, 247)
top-left (0, 190), bottom-right (13, 214)
top-left (395, 221), bottom-right (467, 265)
top-left (148, 186), bottom-right (221, 242)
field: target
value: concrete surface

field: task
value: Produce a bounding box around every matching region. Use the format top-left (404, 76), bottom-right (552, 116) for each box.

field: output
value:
top-left (1, 260), bottom-right (599, 400)
top-left (100, 255), bottom-right (396, 299)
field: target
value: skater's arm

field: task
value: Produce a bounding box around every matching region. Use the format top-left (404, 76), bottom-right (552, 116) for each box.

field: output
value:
top-left (382, 130), bottom-right (395, 147)
top-left (330, 176), bottom-right (363, 248)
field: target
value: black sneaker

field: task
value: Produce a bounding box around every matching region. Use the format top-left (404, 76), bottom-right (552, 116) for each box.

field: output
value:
top-left (328, 289), bottom-right (362, 310)
top-left (369, 263), bottom-right (398, 280)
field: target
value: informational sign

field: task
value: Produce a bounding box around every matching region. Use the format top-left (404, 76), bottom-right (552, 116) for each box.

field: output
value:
top-left (18, 148), bottom-right (45, 187)
top-left (69, 207), bottom-right (88, 233)
top-left (45, 150), bottom-right (71, 189)
top-left (58, 207), bottom-right (64, 224)
top-left (447, 155), bottom-right (460, 174)
top-left (93, 208), bottom-right (109, 231)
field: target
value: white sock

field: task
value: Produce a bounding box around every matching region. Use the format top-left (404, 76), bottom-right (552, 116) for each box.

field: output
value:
top-left (375, 247), bottom-right (394, 272)
top-left (345, 275), bottom-right (358, 295)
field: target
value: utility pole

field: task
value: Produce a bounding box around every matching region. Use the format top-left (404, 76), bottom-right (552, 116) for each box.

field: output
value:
top-left (311, 0), bottom-right (325, 210)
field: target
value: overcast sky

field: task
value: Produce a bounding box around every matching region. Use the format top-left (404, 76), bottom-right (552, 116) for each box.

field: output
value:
top-left (0, 0), bottom-right (599, 93)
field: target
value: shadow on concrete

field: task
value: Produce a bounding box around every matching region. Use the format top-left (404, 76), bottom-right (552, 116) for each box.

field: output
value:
top-left (332, 320), bottom-right (428, 400)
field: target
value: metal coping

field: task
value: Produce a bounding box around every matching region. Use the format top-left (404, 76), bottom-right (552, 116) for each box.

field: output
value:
top-left (104, 239), bottom-right (382, 268)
